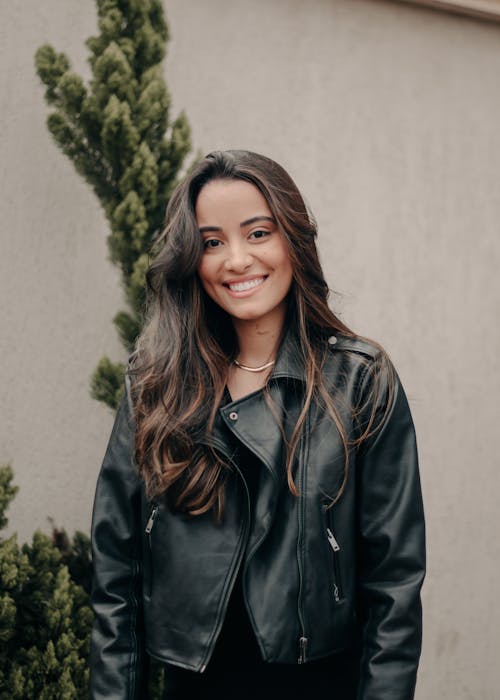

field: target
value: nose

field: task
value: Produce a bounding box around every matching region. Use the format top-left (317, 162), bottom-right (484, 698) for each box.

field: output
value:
top-left (224, 240), bottom-right (252, 272)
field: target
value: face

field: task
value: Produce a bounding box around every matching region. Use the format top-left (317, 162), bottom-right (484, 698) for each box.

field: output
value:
top-left (196, 179), bottom-right (293, 330)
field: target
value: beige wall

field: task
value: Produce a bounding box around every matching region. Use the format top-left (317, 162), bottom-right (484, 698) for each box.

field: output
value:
top-left (1, 1), bottom-right (499, 697)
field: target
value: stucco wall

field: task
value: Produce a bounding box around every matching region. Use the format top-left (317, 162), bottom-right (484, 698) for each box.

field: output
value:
top-left (1, 1), bottom-right (499, 697)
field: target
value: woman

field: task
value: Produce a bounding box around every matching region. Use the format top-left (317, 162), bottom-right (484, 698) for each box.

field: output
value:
top-left (90, 150), bottom-right (425, 700)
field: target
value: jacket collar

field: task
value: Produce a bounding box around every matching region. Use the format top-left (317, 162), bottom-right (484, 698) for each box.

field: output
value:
top-left (210, 331), bottom-right (308, 481)
top-left (208, 330), bottom-right (339, 483)
top-left (268, 329), bottom-right (306, 383)
top-left (273, 324), bottom-right (352, 382)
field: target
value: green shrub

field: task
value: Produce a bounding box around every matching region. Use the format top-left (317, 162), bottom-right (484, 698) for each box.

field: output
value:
top-left (31, 1), bottom-right (195, 691)
top-left (0, 466), bottom-right (165, 698)
top-left (35, 0), bottom-right (193, 409)
top-left (0, 466), bottom-right (90, 699)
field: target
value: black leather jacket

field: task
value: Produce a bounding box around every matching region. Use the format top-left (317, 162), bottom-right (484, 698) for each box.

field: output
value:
top-left (90, 334), bottom-right (425, 700)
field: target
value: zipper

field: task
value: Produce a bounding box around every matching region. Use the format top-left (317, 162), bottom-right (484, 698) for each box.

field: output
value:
top-left (326, 527), bottom-right (340, 552)
top-left (145, 504), bottom-right (159, 534)
top-left (298, 636), bottom-right (308, 664)
top-left (241, 466), bottom-right (279, 629)
top-left (296, 415), bottom-right (310, 663)
top-left (145, 504), bottom-right (159, 596)
top-left (198, 437), bottom-right (251, 672)
top-left (129, 555), bottom-right (141, 698)
top-left (324, 507), bottom-right (344, 602)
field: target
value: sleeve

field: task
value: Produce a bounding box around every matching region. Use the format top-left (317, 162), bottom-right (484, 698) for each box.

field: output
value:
top-left (89, 377), bottom-right (149, 700)
top-left (355, 357), bottom-right (426, 700)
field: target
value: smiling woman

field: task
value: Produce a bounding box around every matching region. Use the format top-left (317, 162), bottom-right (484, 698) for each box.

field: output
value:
top-left (90, 150), bottom-right (426, 700)
top-left (196, 179), bottom-right (293, 399)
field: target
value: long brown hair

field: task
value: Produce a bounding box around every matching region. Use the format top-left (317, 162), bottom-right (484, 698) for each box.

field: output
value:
top-left (131, 150), bottom-right (390, 517)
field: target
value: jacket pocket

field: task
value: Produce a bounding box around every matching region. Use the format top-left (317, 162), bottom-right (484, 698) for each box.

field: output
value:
top-left (144, 504), bottom-right (159, 598)
top-left (322, 505), bottom-right (344, 603)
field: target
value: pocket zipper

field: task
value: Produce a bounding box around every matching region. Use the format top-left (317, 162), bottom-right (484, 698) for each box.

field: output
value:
top-left (326, 527), bottom-right (340, 552)
top-left (325, 522), bottom-right (343, 602)
top-left (145, 504), bottom-right (158, 597)
top-left (145, 504), bottom-right (158, 534)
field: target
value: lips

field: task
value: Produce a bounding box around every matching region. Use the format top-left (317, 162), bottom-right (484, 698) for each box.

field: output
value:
top-left (224, 276), bottom-right (267, 293)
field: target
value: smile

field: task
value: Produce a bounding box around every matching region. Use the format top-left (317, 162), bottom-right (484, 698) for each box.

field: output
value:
top-left (225, 276), bottom-right (266, 293)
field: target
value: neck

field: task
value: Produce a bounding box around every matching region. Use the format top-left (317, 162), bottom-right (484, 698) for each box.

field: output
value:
top-left (232, 305), bottom-right (286, 364)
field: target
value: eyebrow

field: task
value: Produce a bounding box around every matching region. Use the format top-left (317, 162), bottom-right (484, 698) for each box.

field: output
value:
top-left (199, 215), bottom-right (276, 234)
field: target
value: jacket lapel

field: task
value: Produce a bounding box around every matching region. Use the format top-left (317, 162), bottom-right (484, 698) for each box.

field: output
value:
top-left (217, 381), bottom-right (287, 483)
top-left (205, 331), bottom-right (306, 482)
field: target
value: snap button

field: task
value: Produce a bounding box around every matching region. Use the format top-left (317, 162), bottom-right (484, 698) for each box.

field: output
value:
top-left (228, 411), bottom-right (238, 421)
top-left (328, 335), bottom-right (337, 345)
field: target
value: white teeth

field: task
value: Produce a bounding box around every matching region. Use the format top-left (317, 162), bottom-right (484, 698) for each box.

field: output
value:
top-left (228, 277), bottom-right (265, 292)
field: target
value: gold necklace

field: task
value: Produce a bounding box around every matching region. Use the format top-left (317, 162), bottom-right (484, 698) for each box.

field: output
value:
top-left (233, 359), bottom-right (275, 373)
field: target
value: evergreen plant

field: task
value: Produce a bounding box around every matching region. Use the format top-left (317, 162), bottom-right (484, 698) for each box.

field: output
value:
top-left (0, 465), bottom-right (163, 698)
top-left (0, 466), bottom-right (91, 699)
top-left (35, 0), bottom-right (192, 409)
top-left (28, 1), bottom-right (192, 694)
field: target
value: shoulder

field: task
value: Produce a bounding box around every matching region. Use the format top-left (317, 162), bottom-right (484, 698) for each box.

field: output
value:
top-left (326, 333), bottom-right (383, 363)
top-left (323, 332), bottom-right (396, 404)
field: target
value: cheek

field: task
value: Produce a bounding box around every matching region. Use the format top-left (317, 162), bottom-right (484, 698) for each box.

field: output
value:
top-left (197, 259), bottom-right (226, 310)
top-left (197, 257), bottom-right (215, 290)
top-left (276, 248), bottom-right (294, 288)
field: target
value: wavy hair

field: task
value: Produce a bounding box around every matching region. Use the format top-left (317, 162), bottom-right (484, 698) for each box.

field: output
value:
top-left (131, 150), bottom-right (391, 518)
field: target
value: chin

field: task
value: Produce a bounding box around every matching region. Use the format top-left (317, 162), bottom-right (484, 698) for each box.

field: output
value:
top-left (230, 312), bottom-right (263, 322)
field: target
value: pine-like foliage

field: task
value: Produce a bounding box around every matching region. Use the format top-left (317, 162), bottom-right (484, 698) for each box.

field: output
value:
top-left (0, 466), bottom-right (164, 698)
top-left (35, 0), bottom-right (192, 409)
top-left (0, 466), bottom-right (92, 699)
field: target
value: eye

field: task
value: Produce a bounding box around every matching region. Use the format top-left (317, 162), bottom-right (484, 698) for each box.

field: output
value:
top-left (249, 229), bottom-right (271, 241)
top-left (203, 238), bottom-right (222, 249)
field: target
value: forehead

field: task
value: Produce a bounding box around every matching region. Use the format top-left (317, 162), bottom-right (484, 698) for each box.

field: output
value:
top-left (195, 179), bottom-right (272, 225)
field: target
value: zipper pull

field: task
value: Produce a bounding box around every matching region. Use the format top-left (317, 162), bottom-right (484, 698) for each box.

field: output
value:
top-left (298, 636), bottom-right (308, 664)
top-left (145, 505), bottom-right (159, 534)
top-left (333, 583), bottom-right (340, 603)
top-left (326, 527), bottom-right (340, 552)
